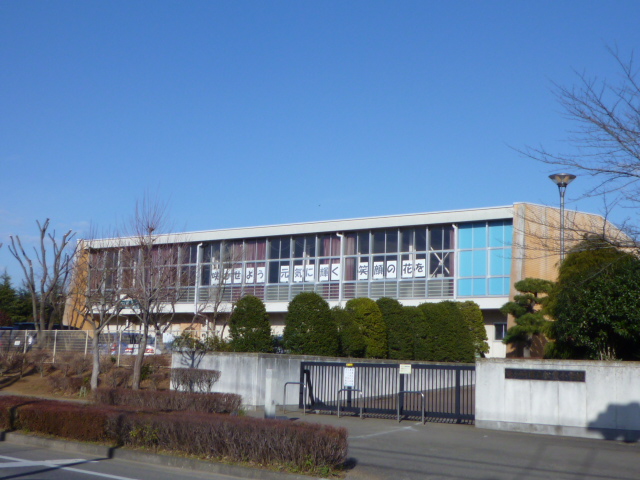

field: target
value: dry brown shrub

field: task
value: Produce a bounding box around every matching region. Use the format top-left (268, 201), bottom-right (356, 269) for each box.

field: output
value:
top-left (26, 350), bottom-right (51, 377)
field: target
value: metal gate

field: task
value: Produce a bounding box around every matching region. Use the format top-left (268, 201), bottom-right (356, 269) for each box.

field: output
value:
top-left (299, 361), bottom-right (475, 423)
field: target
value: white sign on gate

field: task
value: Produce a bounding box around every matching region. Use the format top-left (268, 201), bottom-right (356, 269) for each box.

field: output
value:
top-left (343, 366), bottom-right (355, 388)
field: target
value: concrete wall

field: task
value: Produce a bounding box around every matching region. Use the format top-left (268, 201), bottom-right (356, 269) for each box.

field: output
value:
top-left (476, 359), bottom-right (640, 441)
top-left (172, 351), bottom-right (335, 408)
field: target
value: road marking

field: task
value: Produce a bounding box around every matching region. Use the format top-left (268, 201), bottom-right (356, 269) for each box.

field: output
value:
top-left (350, 425), bottom-right (418, 439)
top-left (0, 454), bottom-right (141, 480)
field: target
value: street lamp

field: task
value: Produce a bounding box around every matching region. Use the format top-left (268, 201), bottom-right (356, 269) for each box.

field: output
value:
top-left (548, 173), bottom-right (576, 262)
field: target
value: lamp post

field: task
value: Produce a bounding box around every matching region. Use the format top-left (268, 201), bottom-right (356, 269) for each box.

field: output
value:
top-left (548, 173), bottom-right (576, 262)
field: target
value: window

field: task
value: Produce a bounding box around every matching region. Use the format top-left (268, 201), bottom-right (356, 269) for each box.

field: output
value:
top-left (495, 323), bottom-right (507, 341)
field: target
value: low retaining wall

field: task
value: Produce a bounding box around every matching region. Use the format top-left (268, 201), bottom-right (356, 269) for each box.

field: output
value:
top-left (172, 352), bottom-right (330, 408)
top-left (476, 359), bottom-right (640, 441)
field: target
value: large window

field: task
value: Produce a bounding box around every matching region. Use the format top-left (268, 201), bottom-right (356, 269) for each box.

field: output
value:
top-left (458, 220), bottom-right (512, 296)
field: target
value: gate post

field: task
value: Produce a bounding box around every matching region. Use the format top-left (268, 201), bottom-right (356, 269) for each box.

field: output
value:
top-left (398, 371), bottom-right (405, 417)
top-left (455, 368), bottom-right (461, 424)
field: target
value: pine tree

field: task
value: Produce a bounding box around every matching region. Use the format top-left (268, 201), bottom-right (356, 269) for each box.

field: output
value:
top-left (501, 278), bottom-right (554, 356)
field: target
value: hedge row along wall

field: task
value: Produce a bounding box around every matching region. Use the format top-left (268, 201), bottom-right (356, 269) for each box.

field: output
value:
top-left (0, 396), bottom-right (348, 472)
top-left (92, 388), bottom-right (242, 413)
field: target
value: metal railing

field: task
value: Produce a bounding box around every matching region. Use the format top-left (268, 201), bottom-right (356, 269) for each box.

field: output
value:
top-left (299, 361), bottom-right (475, 423)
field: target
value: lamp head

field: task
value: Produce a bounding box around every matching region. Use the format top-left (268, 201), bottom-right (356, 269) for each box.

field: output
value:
top-left (549, 173), bottom-right (576, 188)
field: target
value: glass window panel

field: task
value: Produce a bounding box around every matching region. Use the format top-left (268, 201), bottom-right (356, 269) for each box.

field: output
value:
top-left (495, 323), bottom-right (507, 340)
top-left (294, 237), bottom-right (305, 258)
top-left (489, 222), bottom-right (505, 247)
top-left (458, 225), bottom-right (472, 249)
top-left (401, 229), bottom-right (413, 252)
top-left (331, 236), bottom-right (341, 256)
top-left (459, 251), bottom-right (473, 277)
top-left (201, 265), bottom-right (211, 286)
top-left (490, 249), bottom-right (506, 276)
top-left (386, 231), bottom-right (398, 253)
top-left (473, 223), bottom-right (487, 248)
top-left (430, 227), bottom-right (443, 251)
top-left (504, 223), bottom-right (513, 246)
top-left (373, 231), bottom-right (385, 254)
top-left (473, 278), bottom-right (486, 295)
top-left (211, 242), bottom-right (221, 262)
top-left (306, 236), bottom-right (316, 257)
top-left (358, 232), bottom-right (369, 254)
top-left (319, 235), bottom-right (331, 256)
top-left (281, 238), bottom-right (290, 258)
top-left (268, 261), bottom-right (280, 283)
top-left (489, 277), bottom-right (504, 295)
top-left (269, 239), bottom-right (280, 259)
top-left (415, 229), bottom-right (426, 251)
top-left (202, 245), bottom-right (212, 263)
top-left (345, 234), bottom-right (357, 255)
top-left (473, 250), bottom-right (487, 276)
top-left (443, 226), bottom-right (454, 250)
top-left (344, 257), bottom-right (356, 281)
top-left (458, 279), bottom-right (472, 296)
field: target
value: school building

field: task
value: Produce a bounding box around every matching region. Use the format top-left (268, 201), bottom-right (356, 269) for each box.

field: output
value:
top-left (66, 202), bottom-right (615, 358)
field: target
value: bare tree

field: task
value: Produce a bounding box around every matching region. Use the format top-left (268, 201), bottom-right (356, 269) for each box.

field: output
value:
top-left (118, 197), bottom-right (185, 389)
top-left (8, 220), bottom-right (75, 331)
top-left (66, 236), bottom-right (127, 390)
top-left (520, 47), bottom-right (640, 247)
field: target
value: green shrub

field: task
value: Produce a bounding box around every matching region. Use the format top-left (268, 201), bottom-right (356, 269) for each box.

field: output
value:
top-left (229, 295), bottom-right (273, 353)
top-left (416, 301), bottom-right (475, 363)
top-left (345, 298), bottom-right (387, 359)
top-left (457, 301), bottom-right (489, 358)
top-left (376, 298), bottom-right (419, 360)
top-left (332, 306), bottom-right (366, 358)
top-left (284, 292), bottom-right (339, 356)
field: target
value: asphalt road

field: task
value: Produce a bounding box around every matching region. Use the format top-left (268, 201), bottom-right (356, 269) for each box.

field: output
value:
top-left (0, 443), bottom-right (248, 480)
top-left (277, 411), bottom-right (640, 480)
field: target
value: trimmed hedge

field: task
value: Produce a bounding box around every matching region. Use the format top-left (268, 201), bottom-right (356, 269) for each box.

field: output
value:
top-left (170, 368), bottom-right (221, 393)
top-left (114, 412), bottom-right (348, 469)
top-left (0, 396), bottom-right (347, 473)
top-left (93, 388), bottom-right (242, 414)
top-left (0, 395), bottom-right (39, 430)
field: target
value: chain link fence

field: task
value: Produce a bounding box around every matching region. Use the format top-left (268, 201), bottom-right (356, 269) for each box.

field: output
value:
top-left (0, 329), bottom-right (165, 364)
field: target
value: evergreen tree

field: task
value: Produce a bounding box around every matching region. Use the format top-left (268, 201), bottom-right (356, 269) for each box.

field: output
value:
top-left (376, 297), bottom-right (415, 360)
top-left (457, 301), bottom-right (489, 358)
top-left (416, 301), bottom-right (475, 363)
top-left (283, 292), bottom-right (339, 356)
top-left (501, 278), bottom-right (554, 356)
top-left (0, 272), bottom-right (17, 326)
top-left (229, 295), bottom-right (273, 353)
top-left (345, 298), bottom-right (387, 358)
top-left (332, 306), bottom-right (366, 358)
top-left (547, 237), bottom-right (640, 360)
top-left (0, 271), bottom-right (31, 325)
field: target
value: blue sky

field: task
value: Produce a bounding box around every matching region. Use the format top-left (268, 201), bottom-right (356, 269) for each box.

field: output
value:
top-left (1, 1), bottom-right (639, 281)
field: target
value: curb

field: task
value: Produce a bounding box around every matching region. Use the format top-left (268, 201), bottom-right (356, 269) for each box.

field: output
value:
top-left (1, 432), bottom-right (327, 480)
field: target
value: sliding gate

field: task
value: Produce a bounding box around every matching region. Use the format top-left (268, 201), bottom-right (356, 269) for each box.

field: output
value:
top-left (299, 361), bottom-right (475, 423)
